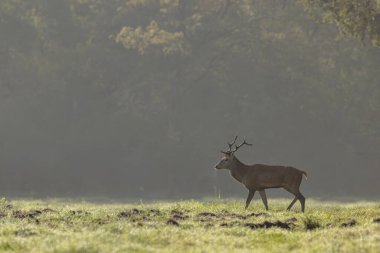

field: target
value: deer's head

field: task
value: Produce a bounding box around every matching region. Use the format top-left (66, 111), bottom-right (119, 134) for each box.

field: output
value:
top-left (215, 136), bottom-right (252, 170)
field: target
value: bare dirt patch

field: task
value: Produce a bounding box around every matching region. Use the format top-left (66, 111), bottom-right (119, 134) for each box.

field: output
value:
top-left (41, 208), bottom-right (58, 213)
top-left (13, 210), bottom-right (42, 219)
top-left (117, 208), bottom-right (159, 224)
top-left (117, 208), bottom-right (143, 218)
top-left (341, 219), bottom-right (357, 227)
top-left (220, 221), bottom-right (241, 227)
top-left (171, 210), bottom-right (184, 215)
top-left (245, 220), bottom-right (294, 229)
top-left (222, 211), bottom-right (270, 219)
top-left (197, 211), bottom-right (269, 220)
top-left (217, 218), bottom-right (295, 229)
top-left (285, 217), bottom-right (298, 223)
top-left (197, 212), bottom-right (217, 217)
top-left (250, 212), bottom-right (270, 217)
top-left (171, 210), bottom-right (189, 220)
top-left (69, 210), bottom-right (91, 216)
top-left (149, 209), bottom-right (160, 215)
top-left (172, 214), bottom-right (188, 220)
top-left (167, 219), bottom-right (180, 226)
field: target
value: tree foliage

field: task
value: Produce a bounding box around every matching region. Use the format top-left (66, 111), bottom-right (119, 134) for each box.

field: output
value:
top-left (300, 0), bottom-right (380, 47)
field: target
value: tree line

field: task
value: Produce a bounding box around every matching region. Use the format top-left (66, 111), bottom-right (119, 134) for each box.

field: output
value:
top-left (0, 0), bottom-right (379, 197)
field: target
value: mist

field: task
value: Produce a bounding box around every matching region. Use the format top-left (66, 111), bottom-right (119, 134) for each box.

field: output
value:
top-left (0, 0), bottom-right (379, 200)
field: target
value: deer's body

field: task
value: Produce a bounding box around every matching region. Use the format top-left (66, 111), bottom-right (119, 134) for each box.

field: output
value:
top-left (230, 160), bottom-right (306, 190)
top-left (215, 137), bottom-right (307, 212)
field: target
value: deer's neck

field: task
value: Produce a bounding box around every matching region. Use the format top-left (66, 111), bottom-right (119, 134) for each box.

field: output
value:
top-left (230, 157), bottom-right (248, 183)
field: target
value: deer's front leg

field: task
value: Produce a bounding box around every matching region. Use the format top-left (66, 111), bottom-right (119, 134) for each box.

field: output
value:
top-left (245, 190), bottom-right (255, 209)
top-left (259, 190), bottom-right (269, 210)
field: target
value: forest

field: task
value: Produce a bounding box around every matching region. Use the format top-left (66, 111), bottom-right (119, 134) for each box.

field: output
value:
top-left (0, 0), bottom-right (379, 198)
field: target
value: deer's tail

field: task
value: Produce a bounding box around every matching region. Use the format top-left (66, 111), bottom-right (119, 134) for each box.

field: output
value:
top-left (301, 171), bottom-right (308, 180)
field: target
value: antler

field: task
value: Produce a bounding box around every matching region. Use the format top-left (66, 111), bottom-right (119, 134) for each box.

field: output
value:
top-left (228, 136), bottom-right (238, 152)
top-left (231, 139), bottom-right (252, 153)
top-left (221, 136), bottom-right (252, 154)
top-left (221, 136), bottom-right (238, 154)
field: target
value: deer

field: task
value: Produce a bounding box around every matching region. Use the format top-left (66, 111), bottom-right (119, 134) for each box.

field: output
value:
top-left (215, 136), bottom-right (308, 212)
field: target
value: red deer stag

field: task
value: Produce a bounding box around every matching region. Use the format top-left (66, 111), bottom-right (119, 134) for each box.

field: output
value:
top-left (215, 136), bottom-right (307, 212)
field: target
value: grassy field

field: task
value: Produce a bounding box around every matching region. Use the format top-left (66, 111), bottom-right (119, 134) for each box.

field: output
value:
top-left (0, 198), bottom-right (379, 253)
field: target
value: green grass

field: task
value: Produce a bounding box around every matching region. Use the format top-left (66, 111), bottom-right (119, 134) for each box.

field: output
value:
top-left (0, 198), bottom-right (379, 253)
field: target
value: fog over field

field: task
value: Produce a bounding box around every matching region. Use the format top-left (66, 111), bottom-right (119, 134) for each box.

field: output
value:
top-left (0, 0), bottom-right (379, 199)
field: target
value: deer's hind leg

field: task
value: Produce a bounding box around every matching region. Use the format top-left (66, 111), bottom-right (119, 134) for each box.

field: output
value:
top-left (284, 175), bottom-right (306, 212)
top-left (287, 197), bottom-right (298, 211)
top-left (296, 192), bottom-right (305, 212)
